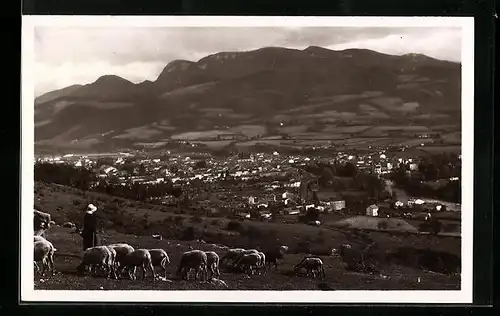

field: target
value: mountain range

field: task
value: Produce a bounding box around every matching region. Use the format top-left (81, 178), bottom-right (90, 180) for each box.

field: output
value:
top-left (34, 46), bottom-right (461, 152)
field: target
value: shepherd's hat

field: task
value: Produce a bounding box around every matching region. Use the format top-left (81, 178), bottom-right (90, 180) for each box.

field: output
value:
top-left (87, 203), bottom-right (98, 213)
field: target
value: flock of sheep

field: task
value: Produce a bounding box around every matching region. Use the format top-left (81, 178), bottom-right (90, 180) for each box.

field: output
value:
top-left (34, 234), bottom-right (334, 286)
top-left (33, 210), bottom-right (361, 288)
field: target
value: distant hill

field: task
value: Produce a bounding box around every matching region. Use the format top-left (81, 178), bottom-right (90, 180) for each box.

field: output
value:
top-left (34, 46), bottom-right (461, 152)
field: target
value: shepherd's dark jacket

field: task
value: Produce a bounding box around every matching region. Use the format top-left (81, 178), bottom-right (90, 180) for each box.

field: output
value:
top-left (82, 212), bottom-right (100, 251)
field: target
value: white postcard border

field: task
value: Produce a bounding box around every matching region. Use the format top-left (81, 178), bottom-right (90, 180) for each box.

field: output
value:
top-left (21, 15), bottom-right (474, 303)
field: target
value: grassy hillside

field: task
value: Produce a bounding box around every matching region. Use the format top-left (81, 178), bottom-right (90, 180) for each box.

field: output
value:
top-left (33, 182), bottom-right (461, 290)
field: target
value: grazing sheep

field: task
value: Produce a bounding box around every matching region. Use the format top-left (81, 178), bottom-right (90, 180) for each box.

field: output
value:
top-left (77, 246), bottom-right (116, 279)
top-left (33, 235), bottom-right (47, 272)
top-left (108, 243), bottom-right (135, 276)
top-left (34, 210), bottom-right (51, 237)
top-left (280, 245), bottom-right (289, 253)
top-left (148, 249), bottom-right (170, 279)
top-left (152, 234), bottom-right (162, 240)
top-left (264, 246), bottom-right (287, 269)
top-left (103, 246), bottom-right (118, 277)
top-left (232, 249), bottom-right (260, 263)
top-left (220, 248), bottom-right (246, 266)
top-left (210, 278), bottom-right (228, 288)
top-left (294, 257), bottom-right (326, 279)
top-left (34, 238), bottom-right (56, 276)
top-left (123, 249), bottom-right (157, 281)
top-left (62, 222), bottom-right (76, 229)
top-left (177, 250), bottom-right (208, 281)
top-left (234, 253), bottom-right (261, 275)
top-left (34, 235), bottom-right (45, 243)
top-left (332, 243), bottom-right (361, 270)
top-left (205, 251), bottom-right (220, 279)
top-left (257, 251), bottom-right (266, 270)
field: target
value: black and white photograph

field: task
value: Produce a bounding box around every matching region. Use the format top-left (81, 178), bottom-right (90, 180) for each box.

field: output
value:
top-left (21, 16), bottom-right (474, 303)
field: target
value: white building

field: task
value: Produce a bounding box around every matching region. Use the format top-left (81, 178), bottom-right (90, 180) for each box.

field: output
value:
top-left (366, 204), bottom-right (379, 217)
top-left (326, 200), bottom-right (346, 211)
top-left (394, 201), bottom-right (405, 208)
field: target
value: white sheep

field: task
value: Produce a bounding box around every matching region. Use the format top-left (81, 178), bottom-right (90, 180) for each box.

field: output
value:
top-left (177, 249), bottom-right (208, 281)
top-left (234, 253), bottom-right (261, 275)
top-left (123, 249), bottom-right (157, 281)
top-left (152, 234), bottom-right (162, 240)
top-left (148, 248), bottom-right (170, 279)
top-left (77, 245), bottom-right (116, 279)
top-left (257, 251), bottom-right (266, 269)
top-left (205, 251), bottom-right (220, 279)
top-left (209, 278), bottom-right (228, 288)
top-left (34, 210), bottom-right (52, 237)
top-left (33, 235), bottom-right (47, 271)
top-left (294, 257), bottom-right (326, 279)
top-left (108, 243), bottom-right (135, 276)
top-left (220, 248), bottom-right (246, 266)
top-left (34, 238), bottom-right (56, 276)
top-left (34, 235), bottom-right (45, 243)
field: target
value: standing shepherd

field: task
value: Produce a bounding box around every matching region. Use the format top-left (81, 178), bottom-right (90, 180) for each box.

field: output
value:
top-left (81, 203), bottom-right (100, 251)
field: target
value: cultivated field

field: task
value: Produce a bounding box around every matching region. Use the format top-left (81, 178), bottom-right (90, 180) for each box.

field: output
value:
top-left (33, 182), bottom-right (461, 291)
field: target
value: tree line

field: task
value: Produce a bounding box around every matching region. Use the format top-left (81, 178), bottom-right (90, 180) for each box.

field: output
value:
top-left (34, 162), bottom-right (183, 202)
top-left (390, 153), bottom-right (461, 203)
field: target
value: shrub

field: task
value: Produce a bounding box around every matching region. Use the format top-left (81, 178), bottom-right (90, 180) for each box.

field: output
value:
top-left (242, 226), bottom-right (263, 239)
top-left (295, 241), bottom-right (310, 254)
top-left (418, 222), bottom-right (432, 233)
top-left (174, 216), bottom-right (184, 226)
top-left (226, 220), bottom-right (244, 232)
top-left (377, 220), bottom-right (389, 230)
top-left (190, 215), bottom-right (203, 223)
top-left (72, 199), bottom-right (81, 206)
top-left (442, 223), bottom-right (460, 232)
top-left (309, 247), bottom-right (332, 256)
top-left (211, 219), bottom-right (221, 226)
top-left (107, 204), bottom-right (120, 213)
top-left (180, 226), bottom-right (197, 241)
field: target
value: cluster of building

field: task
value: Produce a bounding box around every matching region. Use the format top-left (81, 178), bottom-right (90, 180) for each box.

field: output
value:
top-left (36, 147), bottom-right (459, 222)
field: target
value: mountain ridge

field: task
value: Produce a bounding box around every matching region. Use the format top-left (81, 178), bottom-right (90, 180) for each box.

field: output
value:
top-left (34, 46), bottom-right (462, 152)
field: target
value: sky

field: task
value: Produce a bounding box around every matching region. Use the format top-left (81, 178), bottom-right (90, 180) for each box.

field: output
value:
top-left (34, 26), bottom-right (462, 96)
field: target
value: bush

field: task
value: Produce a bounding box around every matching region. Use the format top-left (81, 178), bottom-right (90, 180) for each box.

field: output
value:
top-left (107, 204), bottom-right (120, 213)
top-left (242, 226), bottom-right (263, 239)
top-left (190, 215), bottom-right (203, 223)
top-left (309, 247), bottom-right (332, 256)
top-left (418, 222), bottom-right (432, 233)
top-left (72, 199), bottom-right (81, 206)
top-left (180, 226), bottom-right (197, 241)
top-left (163, 216), bottom-right (174, 223)
top-left (295, 241), bottom-right (311, 254)
top-left (174, 216), bottom-right (184, 226)
top-left (226, 220), bottom-right (244, 232)
top-left (211, 219), bottom-right (221, 226)
top-left (377, 220), bottom-right (389, 230)
top-left (442, 223), bottom-right (460, 232)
